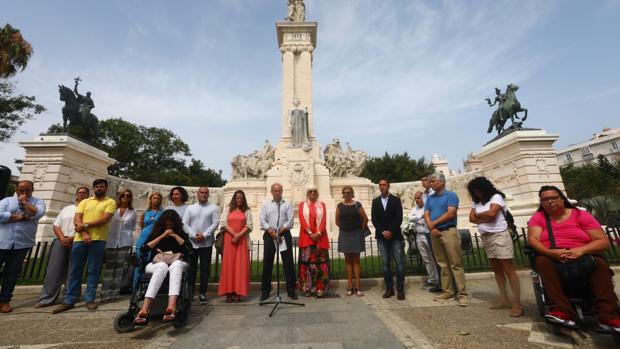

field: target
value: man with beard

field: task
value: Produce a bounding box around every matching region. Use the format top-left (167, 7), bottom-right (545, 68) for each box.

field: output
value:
top-left (53, 179), bottom-right (116, 314)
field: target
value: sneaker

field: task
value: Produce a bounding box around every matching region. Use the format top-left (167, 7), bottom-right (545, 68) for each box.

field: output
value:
top-left (457, 295), bottom-right (469, 307)
top-left (545, 311), bottom-right (576, 328)
top-left (433, 292), bottom-right (455, 301)
top-left (598, 318), bottom-right (620, 333)
top-left (86, 302), bottom-right (98, 311)
top-left (199, 294), bottom-right (207, 305)
top-left (259, 293), bottom-right (270, 302)
top-left (428, 286), bottom-right (443, 293)
top-left (52, 303), bottom-right (74, 314)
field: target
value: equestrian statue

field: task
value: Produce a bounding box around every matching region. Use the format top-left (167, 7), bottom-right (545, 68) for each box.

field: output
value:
top-left (485, 84), bottom-right (528, 135)
top-left (58, 77), bottom-right (100, 143)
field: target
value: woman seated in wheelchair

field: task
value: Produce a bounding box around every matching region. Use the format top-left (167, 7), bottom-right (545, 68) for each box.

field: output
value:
top-left (134, 209), bottom-right (191, 325)
top-left (527, 185), bottom-right (620, 332)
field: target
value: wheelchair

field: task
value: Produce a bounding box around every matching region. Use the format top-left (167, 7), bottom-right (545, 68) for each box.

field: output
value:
top-left (524, 245), bottom-right (620, 342)
top-left (113, 251), bottom-right (193, 333)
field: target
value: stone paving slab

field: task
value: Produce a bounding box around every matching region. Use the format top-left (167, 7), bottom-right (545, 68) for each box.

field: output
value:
top-left (2, 271), bottom-right (620, 348)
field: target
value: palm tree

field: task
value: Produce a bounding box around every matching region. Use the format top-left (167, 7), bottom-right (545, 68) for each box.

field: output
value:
top-left (0, 24), bottom-right (33, 78)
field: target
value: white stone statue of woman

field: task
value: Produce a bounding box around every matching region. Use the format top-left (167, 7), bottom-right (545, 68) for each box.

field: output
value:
top-left (285, 0), bottom-right (305, 22)
top-left (289, 98), bottom-right (310, 148)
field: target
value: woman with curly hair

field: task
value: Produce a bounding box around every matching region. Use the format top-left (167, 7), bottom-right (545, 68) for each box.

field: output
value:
top-left (467, 176), bottom-right (522, 317)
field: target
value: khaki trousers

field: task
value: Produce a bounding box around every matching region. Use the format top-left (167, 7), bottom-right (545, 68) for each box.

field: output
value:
top-left (431, 227), bottom-right (467, 295)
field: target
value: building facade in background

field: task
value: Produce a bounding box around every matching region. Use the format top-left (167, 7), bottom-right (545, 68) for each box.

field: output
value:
top-left (556, 128), bottom-right (620, 167)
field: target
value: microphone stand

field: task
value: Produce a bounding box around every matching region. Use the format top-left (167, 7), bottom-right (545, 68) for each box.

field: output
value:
top-left (259, 200), bottom-right (304, 317)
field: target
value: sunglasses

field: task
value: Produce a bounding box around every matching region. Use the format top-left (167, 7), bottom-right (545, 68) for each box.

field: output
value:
top-left (120, 194), bottom-right (132, 198)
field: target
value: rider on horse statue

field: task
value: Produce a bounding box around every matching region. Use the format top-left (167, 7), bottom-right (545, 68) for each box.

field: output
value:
top-left (485, 84), bottom-right (528, 136)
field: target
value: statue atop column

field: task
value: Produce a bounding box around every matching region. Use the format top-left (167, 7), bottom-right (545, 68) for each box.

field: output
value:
top-left (289, 98), bottom-right (311, 150)
top-left (285, 0), bottom-right (305, 22)
top-left (485, 84), bottom-right (529, 136)
top-left (57, 77), bottom-right (100, 144)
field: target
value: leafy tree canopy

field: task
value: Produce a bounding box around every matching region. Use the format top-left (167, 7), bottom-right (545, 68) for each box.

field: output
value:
top-left (361, 152), bottom-right (434, 183)
top-left (0, 24), bottom-right (45, 142)
top-left (561, 155), bottom-right (620, 202)
top-left (48, 118), bottom-right (226, 187)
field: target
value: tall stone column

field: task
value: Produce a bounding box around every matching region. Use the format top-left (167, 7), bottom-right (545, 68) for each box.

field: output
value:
top-left (276, 21), bottom-right (317, 144)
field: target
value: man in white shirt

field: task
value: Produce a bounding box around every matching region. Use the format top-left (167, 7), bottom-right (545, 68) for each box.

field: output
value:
top-left (259, 183), bottom-right (296, 301)
top-left (409, 191), bottom-right (441, 293)
top-left (421, 175), bottom-right (435, 204)
top-left (183, 187), bottom-right (220, 305)
top-left (35, 187), bottom-right (90, 308)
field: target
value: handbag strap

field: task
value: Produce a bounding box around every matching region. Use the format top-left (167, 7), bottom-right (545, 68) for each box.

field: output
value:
top-left (544, 212), bottom-right (557, 249)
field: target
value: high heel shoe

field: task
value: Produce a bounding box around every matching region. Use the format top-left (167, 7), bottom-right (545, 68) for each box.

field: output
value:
top-left (226, 294), bottom-right (233, 303)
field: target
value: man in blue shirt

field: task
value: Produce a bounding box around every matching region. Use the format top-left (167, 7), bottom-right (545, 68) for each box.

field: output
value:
top-left (424, 173), bottom-right (468, 306)
top-left (0, 180), bottom-right (46, 313)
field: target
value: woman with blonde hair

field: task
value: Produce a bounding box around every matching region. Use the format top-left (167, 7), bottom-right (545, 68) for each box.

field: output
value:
top-left (101, 189), bottom-right (137, 302)
top-left (297, 186), bottom-right (330, 297)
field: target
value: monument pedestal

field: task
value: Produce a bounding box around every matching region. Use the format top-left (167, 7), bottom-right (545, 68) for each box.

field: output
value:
top-left (475, 129), bottom-right (564, 226)
top-left (19, 134), bottom-right (115, 240)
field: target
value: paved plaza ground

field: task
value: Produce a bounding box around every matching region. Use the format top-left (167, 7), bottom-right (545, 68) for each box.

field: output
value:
top-left (1, 272), bottom-right (619, 349)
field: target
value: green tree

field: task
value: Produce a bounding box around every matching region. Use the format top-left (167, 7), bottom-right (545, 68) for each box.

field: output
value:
top-left (361, 152), bottom-right (434, 183)
top-left (56, 118), bottom-right (226, 186)
top-left (0, 24), bottom-right (45, 142)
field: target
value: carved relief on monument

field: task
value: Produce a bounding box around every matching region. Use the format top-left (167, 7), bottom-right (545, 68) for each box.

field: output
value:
top-left (323, 139), bottom-right (368, 177)
top-left (32, 163), bottom-right (47, 184)
top-left (231, 140), bottom-right (275, 179)
top-left (289, 162), bottom-right (309, 185)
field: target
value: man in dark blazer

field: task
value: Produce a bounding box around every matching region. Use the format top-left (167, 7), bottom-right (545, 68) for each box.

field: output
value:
top-left (371, 179), bottom-right (405, 300)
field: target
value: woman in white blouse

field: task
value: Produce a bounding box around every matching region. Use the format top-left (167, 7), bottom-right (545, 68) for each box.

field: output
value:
top-left (101, 189), bottom-right (137, 302)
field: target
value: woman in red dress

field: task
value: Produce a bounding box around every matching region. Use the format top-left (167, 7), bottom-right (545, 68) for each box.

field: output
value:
top-left (218, 190), bottom-right (253, 303)
top-left (298, 186), bottom-right (330, 297)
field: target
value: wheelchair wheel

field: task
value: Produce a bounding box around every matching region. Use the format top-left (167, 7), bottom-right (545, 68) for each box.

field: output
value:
top-left (532, 279), bottom-right (546, 317)
top-left (174, 306), bottom-right (188, 329)
top-left (114, 311), bottom-right (136, 333)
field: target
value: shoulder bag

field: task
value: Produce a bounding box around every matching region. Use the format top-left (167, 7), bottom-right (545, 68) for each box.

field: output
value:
top-left (215, 228), bottom-right (225, 255)
top-left (355, 201), bottom-right (372, 237)
top-left (152, 249), bottom-right (182, 265)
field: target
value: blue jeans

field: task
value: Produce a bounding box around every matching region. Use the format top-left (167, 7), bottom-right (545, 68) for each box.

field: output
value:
top-left (64, 241), bottom-right (106, 304)
top-left (377, 238), bottom-right (405, 292)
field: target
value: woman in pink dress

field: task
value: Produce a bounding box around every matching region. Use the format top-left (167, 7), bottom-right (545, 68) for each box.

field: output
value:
top-left (218, 190), bottom-right (253, 303)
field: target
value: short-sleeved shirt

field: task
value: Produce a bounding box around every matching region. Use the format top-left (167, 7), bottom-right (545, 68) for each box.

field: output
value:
top-left (75, 196), bottom-right (117, 242)
top-left (528, 209), bottom-right (601, 249)
top-left (425, 189), bottom-right (459, 229)
top-left (473, 194), bottom-right (507, 233)
top-left (53, 204), bottom-right (77, 238)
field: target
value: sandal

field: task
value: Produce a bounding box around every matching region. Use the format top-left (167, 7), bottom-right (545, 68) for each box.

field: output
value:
top-left (345, 288), bottom-right (353, 296)
top-left (162, 307), bottom-right (176, 322)
top-left (509, 306), bottom-right (524, 318)
top-left (356, 289), bottom-right (364, 297)
top-left (235, 295), bottom-right (241, 303)
top-left (133, 311), bottom-right (149, 325)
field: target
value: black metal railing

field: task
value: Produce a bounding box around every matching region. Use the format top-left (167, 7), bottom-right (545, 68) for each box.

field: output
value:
top-left (10, 226), bottom-right (620, 285)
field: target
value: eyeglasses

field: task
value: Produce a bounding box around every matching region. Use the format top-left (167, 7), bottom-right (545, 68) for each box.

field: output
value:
top-left (308, 190), bottom-right (318, 193)
top-left (540, 195), bottom-right (560, 203)
top-left (342, 191), bottom-right (352, 195)
top-left (120, 194), bottom-right (131, 198)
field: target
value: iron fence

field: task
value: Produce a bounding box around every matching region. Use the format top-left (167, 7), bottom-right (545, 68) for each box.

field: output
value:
top-left (10, 226), bottom-right (620, 285)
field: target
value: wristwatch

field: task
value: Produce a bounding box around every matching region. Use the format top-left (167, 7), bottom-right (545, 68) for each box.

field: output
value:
top-left (84, 223), bottom-right (89, 230)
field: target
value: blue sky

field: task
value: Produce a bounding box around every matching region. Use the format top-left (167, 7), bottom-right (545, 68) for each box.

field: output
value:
top-left (2, 0), bottom-right (620, 180)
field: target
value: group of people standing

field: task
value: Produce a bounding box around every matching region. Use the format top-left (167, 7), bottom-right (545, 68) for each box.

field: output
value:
top-left (1, 174), bottom-right (618, 332)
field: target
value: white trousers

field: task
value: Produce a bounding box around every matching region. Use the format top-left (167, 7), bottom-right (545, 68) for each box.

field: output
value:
top-left (416, 233), bottom-right (439, 284)
top-left (144, 260), bottom-right (188, 299)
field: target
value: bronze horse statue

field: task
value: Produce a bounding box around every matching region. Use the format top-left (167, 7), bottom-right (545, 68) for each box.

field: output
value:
top-left (486, 84), bottom-right (528, 135)
top-left (58, 84), bottom-right (99, 143)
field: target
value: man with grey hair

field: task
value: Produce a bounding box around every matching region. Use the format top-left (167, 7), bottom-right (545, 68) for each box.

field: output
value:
top-left (409, 191), bottom-right (441, 293)
top-left (424, 173), bottom-right (468, 306)
top-left (259, 183), bottom-right (296, 301)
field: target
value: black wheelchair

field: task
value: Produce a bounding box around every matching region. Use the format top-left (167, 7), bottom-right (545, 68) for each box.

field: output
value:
top-left (525, 245), bottom-right (620, 342)
top-left (113, 251), bottom-right (193, 333)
